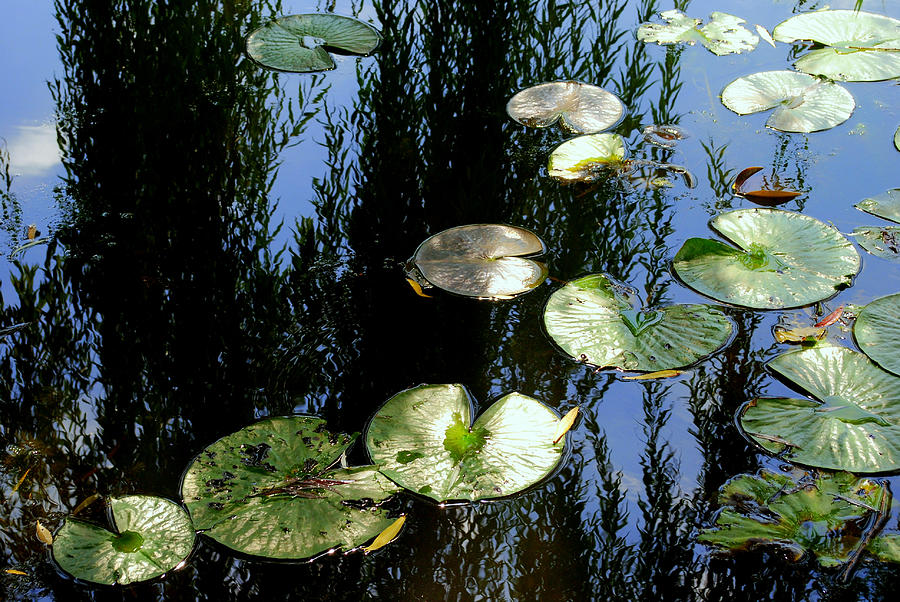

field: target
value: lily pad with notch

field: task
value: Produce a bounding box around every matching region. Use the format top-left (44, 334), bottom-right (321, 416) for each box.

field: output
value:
top-left (506, 81), bottom-right (624, 134)
top-left (246, 14), bottom-right (381, 73)
top-left (855, 292), bottom-right (900, 377)
top-left (672, 208), bottom-right (860, 309)
top-left (855, 189), bottom-right (900, 224)
top-left (542, 274), bottom-right (734, 372)
top-left (637, 10), bottom-right (759, 55)
top-left (180, 416), bottom-right (400, 560)
top-left (365, 384), bottom-right (566, 502)
top-left (52, 495), bottom-right (195, 585)
top-left (547, 133), bottom-right (626, 181)
top-left (738, 346), bottom-right (900, 472)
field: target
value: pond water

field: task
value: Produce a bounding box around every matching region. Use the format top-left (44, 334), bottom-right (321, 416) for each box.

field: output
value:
top-left (2, 0), bottom-right (900, 599)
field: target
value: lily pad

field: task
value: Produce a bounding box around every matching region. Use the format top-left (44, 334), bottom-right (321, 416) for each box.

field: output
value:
top-left (852, 226), bottom-right (900, 261)
top-left (855, 293), bottom-right (900, 376)
top-left (506, 81), bottom-right (624, 134)
top-left (547, 133), bottom-right (626, 181)
top-left (637, 10), bottom-right (759, 55)
top-left (407, 224), bottom-right (547, 299)
top-left (772, 10), bottom-right (900, 82)
top-left (542, 274), bottom-right (733, 372)
top-left (855, 189), bottom-right (900, 224)
top-left (895, 126), bottom-right (900, 152)
top-left (52, 496), bottom-right (195, 585)
top-left (246, 14), bottom-right (381, 73)
top-left (721, 70), bottom-right (855, 133)
top-left (365, 384), bottom-right (565, 502)
top-left (672, 209), bottom-right (860, 309)
top-left (738, 346), bottom-right (900, 472)
top-left (180, 416), bottom-right (400, 560)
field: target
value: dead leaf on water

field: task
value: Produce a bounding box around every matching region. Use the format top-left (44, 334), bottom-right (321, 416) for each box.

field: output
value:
top-left (4, 569), bottom-right (27, 576)
top-left (553, 407), bottom-right (580, 444)
top-left (12, 467), bottom-right (31, 492)
top-left (35, 520), bottom-right (52, 545)
top-left (623, 369), bottom-right (682, 380)
top-left (741, 190), bottom-right (802, 206)
top-left (72, 493), bottom-right (101, 516)
top-left (405, 278), bottom-right (433, 298)
top-left (733, 166), bottom-right (763, 193)
top-left (363, 515), bottom-right (406, 553)
top-left (815, 306), bottom-right (844, 328)
top-left (26, 224), bottom-right (38, 240)
top-left (773, 326), bottom-right (826, 344)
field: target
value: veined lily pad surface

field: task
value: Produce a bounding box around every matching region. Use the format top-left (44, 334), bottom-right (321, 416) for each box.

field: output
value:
top-left (721, 70), bottom-right (854, 133)
top-left (698, 470), bottom-right (891, 567)
top-left (52, 495), bottom-right (195, 585)
top-left (408, 224), bottom-right (547, 299)
top-left (506, 81), bottom-right (624, 134)
top-left (856, 189), bottom-right (900, 224)
top-left (739, 346), bottom-right (900, 472)
top-left (246, 14), bottom-right (381, 73)
top-left (365, 384), bottom-right (565, 502)
top-left (672, 209), bottom-right (860, 309)
top-left (772, 10), bottom-right (900, 82)
top-left (855, 293), bottom-right (900, 376)
top-left (180, 416), bottom-right (399, 560)
top-left (542, 274), bottom-right (733, 372)
top-left (547, 133), bottom-right (626, 181)
top-left (852, 226), bottom-right (900, 262)
top-left (637, 10), bottom-right (758, 55)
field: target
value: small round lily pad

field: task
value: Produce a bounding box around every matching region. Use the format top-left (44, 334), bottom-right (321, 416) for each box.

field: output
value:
top-left (638, 10), bottom-right (759, 55)
top-left (52, 495), bottom-right (195, 585)
top-left (855, 293), bottom-right (900, 376)
top-left (856, 189), bottom-right (900, 224)
top-left (547, 133), bottom-right (626, 181)
top-left (506, 81), bottom-right (624, 134)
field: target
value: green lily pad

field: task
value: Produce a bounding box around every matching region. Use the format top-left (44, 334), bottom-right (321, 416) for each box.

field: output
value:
top-left (542, 274), bottom-right (733, 372)
top-left (698, 469), bottom-right (886, 567)
top-left (772, 10), bottom-right (900, 82)
top-left (637, 10), bottom-right (759, 55)
top-left (855, 293), bottom-right (900, 376)
top-left (246, 14), bottom-right (381, 73)
top-left (547, 133), bottom-right (626, 181)
top-left (856, 189), bottom-right (900, 224)
top-left (407, 224), bottom-right (547, 299)
top-left (365, 384), bottom-right (565, 502)
top-left (672, 209), bottom-right (860, 309)
top-left (52, 496), bottom-right (195, 585)
top-left (180, 416), bottom-right (399, 560)
top-left (738, 346), bottom-right (900, 472)
top-left (894, 126), bottom-right (900, 151)
top-left (506, 81), bottom-right (624, 134)
top-left (870, 534), bottom-right (900, 562)
top-left (851, 226), bottom-right (900, 261)
top-left (721, 70), bottom-right (855, 133)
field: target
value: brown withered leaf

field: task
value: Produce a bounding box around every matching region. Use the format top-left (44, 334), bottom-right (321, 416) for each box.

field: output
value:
top-left (742, 190), bottom-right (803, 206)
top-left (733, 166), bottom-right (763, 193)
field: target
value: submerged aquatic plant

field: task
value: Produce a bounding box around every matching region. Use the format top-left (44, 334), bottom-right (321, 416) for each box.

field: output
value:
top-left (506, 81), bottom-right (624, 134)
top-left (637, 10), bottom-right (759, 55)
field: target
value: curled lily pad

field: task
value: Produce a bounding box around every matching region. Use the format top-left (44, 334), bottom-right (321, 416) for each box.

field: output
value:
top-left (855, 293), bottom-right (900, 377)
top-left (365, 384), bottom-right (565, 502)
top-left (246, 14), bottom-right (381, 73)
top-left (721, 71), bottom-right (854, 133)
top-left (672, 209), bottom-right (860, 309)
top-left (855, 189), bottom-right (900, 224)
top-left (542, 274), bottom-right (733, 372)
top-left (506, 81), bottom-right (624, 134)
top-left (851, 227), bottom-right (900, 261)
top-left (52, 496), bottom-right (195, 585)
top-left (180, 416), bottom-right (399, 560)
top-left (739, 346), bottom-right (900, 472)
top-left (547, 133), bottom-right (626, 181)
top-left (772, 10), bottom-right (900, 82)
top-left (637, 10), bottom-right (759, 55)
top-left (406, 224), bottom-right (547, 299)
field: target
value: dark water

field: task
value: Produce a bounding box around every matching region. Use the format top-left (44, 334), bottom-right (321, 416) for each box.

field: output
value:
top-left (2, 0), bottom-right (900, 599)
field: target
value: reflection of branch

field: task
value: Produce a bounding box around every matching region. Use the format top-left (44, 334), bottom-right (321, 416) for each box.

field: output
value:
top-left (840, 480), bottom-right (892, 582)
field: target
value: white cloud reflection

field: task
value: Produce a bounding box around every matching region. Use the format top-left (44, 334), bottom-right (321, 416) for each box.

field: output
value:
top-left (5, 123), bottom-right (61, 177)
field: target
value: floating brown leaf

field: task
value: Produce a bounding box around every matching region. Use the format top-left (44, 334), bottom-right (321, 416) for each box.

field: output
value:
top-left (741, 190), bottom-right (803, 206)
top-left (773, 326), bottom-right (827, 344)
top-left (815, 306), bottom-right (844, 328)
top-left (733, 166), bottom-right (763, 193)
top-left (35, 520), bottom-right (52, 545)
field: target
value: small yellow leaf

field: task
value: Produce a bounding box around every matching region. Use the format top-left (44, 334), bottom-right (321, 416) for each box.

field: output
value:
top-left (755, 24), bottom-right (776, 48)
top-left (623, 369), bottom-right (682, 380)
top-left (553, 407), bottom-right (579, 444)
top-left (12, 467), bottom-right (31, 493)
top-left (363, 516), bottom-right (406, 553)
top-left (774, 326), bottom-right (826, 344)
top-left (26, 224), bottom-right (37, 240)
top-left (72, 493), bottom-right (101, 516)
top-left (35, 520), bottom-right (52, 545)
top-left (406, 278), bottom-right (433, 298)
top-left (4, 569), bottom-right (27, 576)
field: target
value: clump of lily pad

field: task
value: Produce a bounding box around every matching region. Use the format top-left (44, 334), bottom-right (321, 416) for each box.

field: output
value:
top-left (855, 293), bottom-right (900, 377)
top-left (852, 189), bottom-right (900, 262)
top-left (506, 81), bottom-right (624, 134)
top-left (637, 10), bottom-right (759, 55)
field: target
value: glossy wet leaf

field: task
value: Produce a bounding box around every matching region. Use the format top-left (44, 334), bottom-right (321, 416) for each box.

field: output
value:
top-left (721, 71), bottom-right (854, 133)
top-left (773, 326), bottom-right (826, 344)
top-left (855, 292), bottom-right (900, 377)
top-left (543, 274), bottom-right (733, 371)
top-left (772, 10), bottom-right (900, 82)
top-left (181, 416), bottom-right (399, 559)
top-left (756, 24), bottom-right (776, 48)
top-left (547, 133), bottom-right (626, 181)
top-left (52, 496), bottom-right (195, 585)
top-left (739, 346), bottom-right (900, 472)
top-left (246, 14), bottom-right (381, 73)
top-left (672, 209), bottom-right (860, 309)
top-left (699, 470), bottom-right (885, 567)
top-left (365, 384), bottom-right (564, 502)
top-left (855, 189), bottom-right (900, 224)
top-left (506, 81), bottom-right (624, 134)
top-left (852, 227), bottom-right (900, 261)
top-left (816, 306), bottom-right (844, 328)
top-left (35, 520), bottom-right (52, 545)
top-left (870, 535), bottom-right (900, 562)
top-left (553, 407), bottom-right (579, 444)
top-left (409, 224), bottom-right (546, 299)
top-left (363, 516), bottom-right (405, 553)
top-left (637, 10), bottom-right (758, 56)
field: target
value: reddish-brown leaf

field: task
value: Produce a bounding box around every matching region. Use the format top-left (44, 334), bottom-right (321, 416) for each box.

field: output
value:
top-left (815, 306), bottom-right (844, 328)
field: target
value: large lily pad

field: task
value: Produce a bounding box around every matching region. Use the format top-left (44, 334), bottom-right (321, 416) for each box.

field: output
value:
top-left (772, 10), bottom-right (900, 82)
top-left (547, 133), bottom-right (626, 181)
top-left (365, 384), bottom-right (565, 502)
top-left (851, 226), bottom-right (900, 262)
top-left (180, 416), bottom-right (399, 560)
top-left (672, 209), bottom-right (860, 309)
top-left (855, 293), bottom-right (900, 376)
top-left (855, 189), bottom-right (900, 224)
top-left (506, 81), bottom-right (624, 134)
top-left (407, 224), bottom-right (547, 299)
top-left (52, 496), bottom-right (195, 585)
top-left (739, 346), bottom-right (900, 472)
top-left (246, 14), bottom-right (381, 73)
top-left (721, 70), bottom-right (855, 133)
top-left (637, 10), bottom-right (759, 55)
top-left (542, 274), bottom-right (733, 372)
